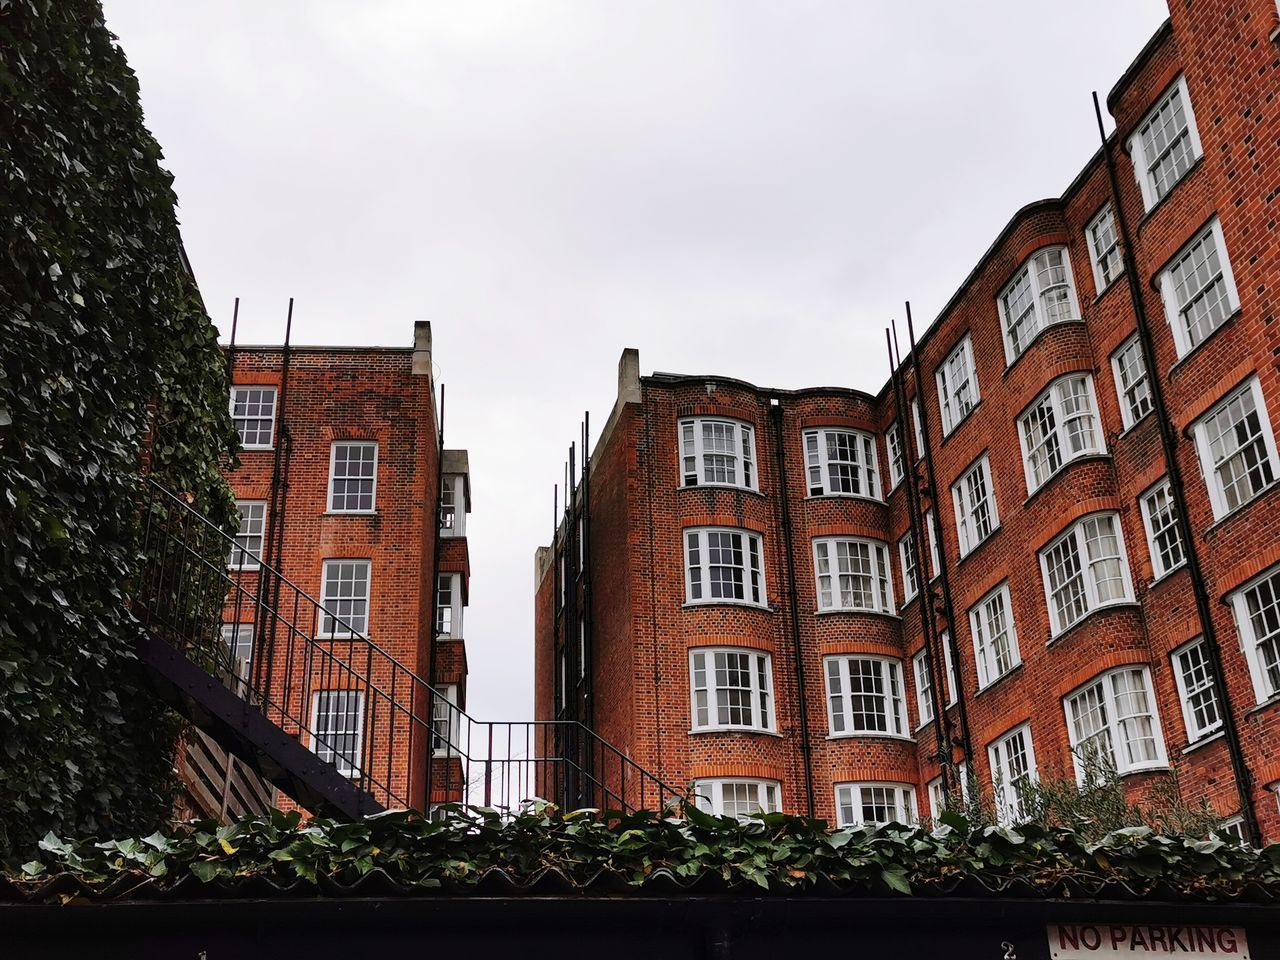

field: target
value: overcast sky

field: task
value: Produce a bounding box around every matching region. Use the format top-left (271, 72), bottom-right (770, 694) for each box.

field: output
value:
top-left (102, 0), bottom-right (1169, 725)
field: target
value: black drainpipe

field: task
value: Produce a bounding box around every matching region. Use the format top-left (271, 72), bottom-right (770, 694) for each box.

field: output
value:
top-left (1092, 92), bottom-right (1259, 845)
top-left (769, 397), bottom-right (816, 818)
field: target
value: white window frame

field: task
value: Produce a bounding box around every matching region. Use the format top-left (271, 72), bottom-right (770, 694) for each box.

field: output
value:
top-left (220, 622), bottom-right (254, 679)
top-left (1127, 75), bottom-right (1204, 212)
top-left (679, 417), bottom-right (758, 491)
top-left (951, 455), bottom-right (999, 557)
top-left (886, 422), bottom-right (905, 489)
top-left (229, 500), bottom-right (266, 570)
top-left (912, 648), bottom-right (933, 728)
top-left (1017, 374), bottom-right (1105, 494)
top-left (1191, 377), bottom-right (1279, 521)
top-left (898, 532), bottom-right (919, 603)
top-left (927, 762), bottom-right (970, 820)
top-left (1039, 512), bottom-right (1134, 637)
top-left (317, 559), bottom-right (372, 639)
top-left (435, 572), bottom-right (463, 640)
top-left (969, 582), bottom-right (1020, 690)
top-left (1110, 335), bottom-right (1153, 431)
top-left (692, 778), bottom-right (781, 818)
top-left (1171, 637), bottom-right (1223, 743)
top-left (684, 527), bottom-right (767, 608)
top-left (432, 684), bottom-right (461, 757)
top-left (1158, 218), bottom-right (1240, 359)
top-left (824, 655), bottom-right (908, 739)
top-left (1086, 204), bottom-right (1123, 294)
top-left (1228, 565), bottom-right (1280, 704)
top-left (327, 441), bottom-right (378, 513)
top-left (988, 723), bottom-right (1038, 824)
top-left (936, 334), bottom-right (980, 436)
top-left (689, 648), bottom-right (776, 733)
top-left (940, 631), bottom-right (957, 706)
top-left (911, 400), bottom-right (924, 459)
top-left (812, 537), bottom-right (894, 614)
top-left (803, 427), bottom-right (881, 500)
top-left (1138, 478), bottom-right (1186, 580)
top-left (229, 385), bottom-right (277, 450)
top-left (997, 246), bottom-right (1082, 364)
top-left (1063, 666), bottom-right (1168, 782)
top-left (834, 782), bottom-right (917, 827)
top-left (311, 690), bottom-right (365, 778)
top-left (925, 510), bottom-right (940, 581)
top-left (440, 474), bottom-right (466, 537)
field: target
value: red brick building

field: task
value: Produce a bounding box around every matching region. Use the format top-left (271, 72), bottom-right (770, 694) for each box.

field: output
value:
top-left (535, 0), bottom-right (1280, 842)
top-left (222, 320), bottom-right (471, 812)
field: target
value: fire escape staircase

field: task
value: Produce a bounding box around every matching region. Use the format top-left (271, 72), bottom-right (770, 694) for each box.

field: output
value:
top-left (130, 480), bottom-right (679, 821)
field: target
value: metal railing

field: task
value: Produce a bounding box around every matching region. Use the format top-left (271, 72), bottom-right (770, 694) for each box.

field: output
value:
top-left (132, 479), bottom-right (681, 815)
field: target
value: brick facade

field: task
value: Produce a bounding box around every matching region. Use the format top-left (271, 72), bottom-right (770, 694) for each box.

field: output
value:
top-left (223, 321), bottom-right (472, 812)
top-left (535, 1), bottom-right (1280, 838)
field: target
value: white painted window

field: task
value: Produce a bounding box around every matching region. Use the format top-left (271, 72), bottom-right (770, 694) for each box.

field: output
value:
top-left (886, 422), bottom-right (905, 488)
top-left (1018, 374), bottom-right (1104, 494)
top-left (940, 631), bottom-right (957, 706)
top-left (435, 572), bottom-right (462, 639)
top-left (1086, 204), bottom-right (1123, 293)
top-left (898, 532), bottom-right (919, 603)
top-left (912, 648), bottom-right (933, 727)
top-left (311, 690), bottom-right (364, 777)
top-left (328, 441), bottom-right (378, 513)
top-left (825, 656), bottom-right (907, 737)
top-left (1138, 479), bottom-right (1185, 579)
top-left (318, 559), bottom-right (371, 638)
top-left (577, 619), bottom-right (586, 679)
top-left (911, 400), bottom-right (924, 458)
top-left (927, 762), bottom-right (970, 819)
top-left (1064, 667), bottom-right (1166, 781)
top-left (970, 582), bottom-right (1020, 689)
top-left (835, 783), bottom-right (916, 827)
top-left (952, 455), bottom-right (998, 556)
top-left (937, 335), bottom-right (980, 436)
top-left (1111, 335), bottom-right (1153, 430)
top-left (689, 648), bottom-right (775, 732)
top-left (1040, 513), bottom-right (1133, 636)
top-left (1192, 378), bottom-right (1278, 519)
top-left (1128, 75), bottom-right (1203, 211)
top-left (439, 474), bottom-right (466, 537)
top-left (925, 509), bottom-right (940, 581)
top-left (1228, 565), bottom-right (1280, 703)
top-left (813, 537), bottom-right (893, 613)
top-left (1159, 218), bottom-right (1240, 358)
top-left (679, 418), bottom-right (758, 490)
top-left (998, 247), bottom-right (1081, 363)
top-left (685, 528), bottom-right (766, 607)
top-left (804, 428), bottom-right (880, 499)
top-left (432, 684), bottom-right (460, 757)
top-left (230, 385), bottom-right (277, 450)
top-left (692, 778), bottom-right (781, 818)
top-left (228, 500), bottom-right (266, 570)
top-left (989, 724), bottom-right (1038, 824)
top-left (1172, 638), bottom-right (1222, 742)
top-left (220, 622), bottom-right (254, 678)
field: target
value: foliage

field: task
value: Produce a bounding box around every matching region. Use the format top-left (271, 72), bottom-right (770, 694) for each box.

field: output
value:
top-left (7, 804), bottom-right (1279, 902)
top-left (0, 0), bottom-right (238, 855)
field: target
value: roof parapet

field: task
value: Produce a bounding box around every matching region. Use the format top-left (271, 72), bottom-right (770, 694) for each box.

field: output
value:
top-left (412, 320), bottom-right (433, 377)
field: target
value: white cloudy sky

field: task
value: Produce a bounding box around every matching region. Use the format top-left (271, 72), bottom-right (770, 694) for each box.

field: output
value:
top-left (102, 0), bottom-right (1168, 724)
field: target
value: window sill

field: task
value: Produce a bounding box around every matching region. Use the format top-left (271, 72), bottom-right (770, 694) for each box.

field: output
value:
top-left (1003, 318), bottom-right (1088, 378)
top-left (324, 510), bottom-right (378, 517)
top-left (1246, 692), bottom-right (1280, 717)
top-left (1205, 480), bottom-right (1280, 533)
top-left (1147, 562), bottom-right (1188, 588)
top-left (1137, 155), bottom-right (1204, 227)
top-left (315, 635), bottom-right (373, 643)
top-left (1181, 730), bottom-right (1226, 755)
top-left (954, 527), bottom-right (1001, 567)
top-left (804, 492), bottom-right (885, 505)
top-left (1076, 764), bottom-right (1170, 786)
top-left (678, 483), bottom-right (765, 497)
top-left (1021, 453), bottom-right (1111, 509)
top-left (1046, 600), bottom-right (1142, 646)
top-left (1115, 410), bottom-right (1154, 439)
top-left (937, 399), bottom-right (982, 446)
top-left (826, 732), bottom-right (914, 744)
top-left (238, 445), bottom-right (274, 453)
top-left (683, 600), bottom-right (771, 612)
top-left (973, 661), bottom-right (1024, 698)
top-left (814, 607), bottom-right (900, 621)
top-left (1091, 272), bottom-right (1125, 305)
top-left (689, 727), bottom-right (782, 738)
top-left (1167, 308), bottom-right (1242, 375)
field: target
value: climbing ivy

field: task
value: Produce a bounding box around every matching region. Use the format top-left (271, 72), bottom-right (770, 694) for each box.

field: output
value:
top-left (9, 805), bottom-right (1280, 901)
top-left (0, 0), bottom-right (237, 855)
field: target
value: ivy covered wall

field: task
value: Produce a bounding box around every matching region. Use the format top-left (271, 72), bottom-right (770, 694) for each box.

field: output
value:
top-left (0, 0), bottom-right (237, 855)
